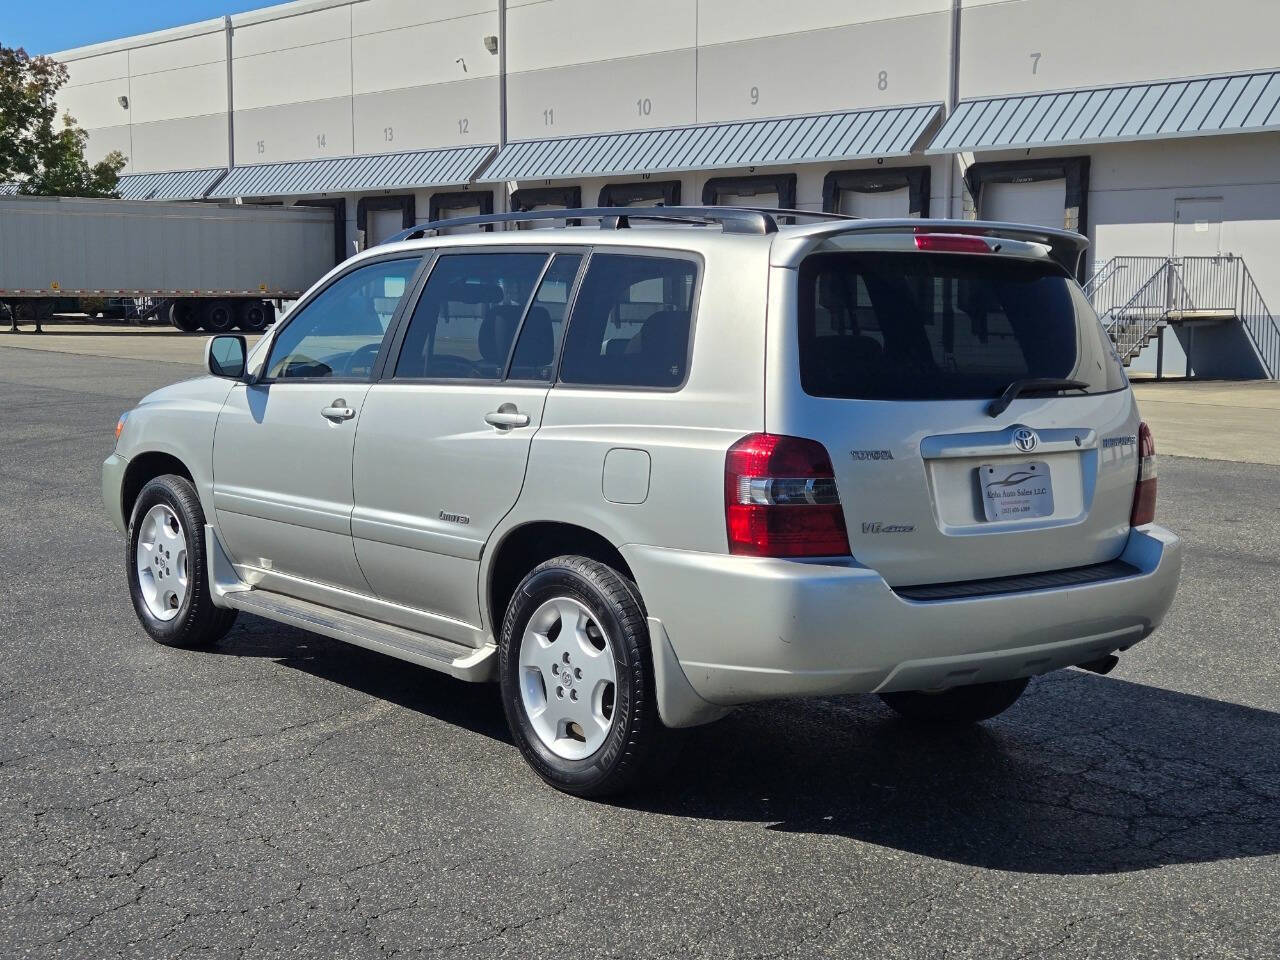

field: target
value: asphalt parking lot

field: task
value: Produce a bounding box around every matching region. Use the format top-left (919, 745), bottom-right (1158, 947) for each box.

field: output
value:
top-left (2, 343), bottom-right (1277, 959)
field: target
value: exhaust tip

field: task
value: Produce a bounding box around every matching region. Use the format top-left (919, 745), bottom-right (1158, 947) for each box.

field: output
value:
top-left (1075, 654), bottom-right (1120, 676)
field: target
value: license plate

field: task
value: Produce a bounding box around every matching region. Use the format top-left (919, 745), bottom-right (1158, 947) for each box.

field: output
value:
top-left (979, 460), bottom-right (1054, 521)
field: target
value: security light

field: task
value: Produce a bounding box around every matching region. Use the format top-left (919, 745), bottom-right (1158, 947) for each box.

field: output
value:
top-left (483, 35), bottom-right (498, 54)
top-left (117, 95), bottom-right (129, 109)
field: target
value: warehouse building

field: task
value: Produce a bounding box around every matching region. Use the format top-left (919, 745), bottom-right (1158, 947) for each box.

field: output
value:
top-left (51, 0), bottom-right (1280, 377)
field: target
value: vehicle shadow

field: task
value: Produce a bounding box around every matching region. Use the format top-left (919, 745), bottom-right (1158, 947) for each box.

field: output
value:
top-left (634, 671), bottom-right (1280, 875)
top-left (210, 618), bottom-right (1280, 875)
top-left (211, 615), bottom-right (513, 746)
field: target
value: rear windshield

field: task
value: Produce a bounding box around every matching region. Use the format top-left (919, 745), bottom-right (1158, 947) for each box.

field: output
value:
top-left (797, 252), bottom-right (1126, 401)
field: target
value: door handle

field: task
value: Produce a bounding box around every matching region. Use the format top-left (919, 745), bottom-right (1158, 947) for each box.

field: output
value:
top-left (322, 399), bottom-right (356, 422)
top-left (484, 404), bottom-right (530, 429)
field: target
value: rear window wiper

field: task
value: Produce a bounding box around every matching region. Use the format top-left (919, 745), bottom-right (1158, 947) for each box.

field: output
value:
top-left (987, 378), bottom-right (1089, 418)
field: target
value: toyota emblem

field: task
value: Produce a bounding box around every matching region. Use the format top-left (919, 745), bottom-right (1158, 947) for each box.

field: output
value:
top-left (1012, 427), bottom-right (1039, 453)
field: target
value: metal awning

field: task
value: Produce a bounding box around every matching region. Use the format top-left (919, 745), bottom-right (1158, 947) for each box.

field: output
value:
top-left (929, 70), bottom-right (1280, 153)
top-left (117, 167), bottom-right (229, 201)
top-left (480, 104), bottom-right (942, 182)
top-left (209, 145), bottom-right (495, 199)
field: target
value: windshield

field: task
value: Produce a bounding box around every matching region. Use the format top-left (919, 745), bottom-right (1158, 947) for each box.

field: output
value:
top-left (796, 251), bottom-right (1126, 401)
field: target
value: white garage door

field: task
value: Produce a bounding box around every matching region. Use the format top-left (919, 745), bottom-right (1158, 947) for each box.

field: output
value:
top-left (519, 204), bottom-right (569, 230)
top-left (367, 208), bottom-right (406, 245)
top-left (435, 203), bottom-right (487, 235)
top-left (837, 186), bottom-right (912, 219)
top-left (717, 191), bottom-right (780, 209)
top-left (981, 179), bottom-right (1066, 229)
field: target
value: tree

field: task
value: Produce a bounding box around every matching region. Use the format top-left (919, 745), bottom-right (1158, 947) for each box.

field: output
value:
top-left (0, 44), bottom-right (125, 197)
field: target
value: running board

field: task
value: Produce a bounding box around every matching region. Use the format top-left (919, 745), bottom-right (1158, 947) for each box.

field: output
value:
top-left (220, 588), bottom-right (496, 681)
top-left (205, 525), bottom-right (494, 682)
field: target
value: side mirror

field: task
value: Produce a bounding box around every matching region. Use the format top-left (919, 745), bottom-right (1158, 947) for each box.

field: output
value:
top-left (205, 334), bottom-right (247, 379)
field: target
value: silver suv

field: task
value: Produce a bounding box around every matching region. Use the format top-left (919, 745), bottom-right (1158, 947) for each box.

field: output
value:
top-left (104, 207), bottom-right (1182, 796)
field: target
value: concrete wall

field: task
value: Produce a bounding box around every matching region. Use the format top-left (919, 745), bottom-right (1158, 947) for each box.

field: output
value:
top-left (960, 0), bottom-right (1280, 98)
top-left (54, 21), bottom-right (230, 174)
top-left (231, 0), bottom-right (499, 165)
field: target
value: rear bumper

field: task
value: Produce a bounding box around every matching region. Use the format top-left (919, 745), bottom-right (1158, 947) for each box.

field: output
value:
top-left (622, 525), bottom-right (1181, 708)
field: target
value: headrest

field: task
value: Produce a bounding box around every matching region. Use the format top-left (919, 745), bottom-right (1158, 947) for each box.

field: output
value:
top-left (478, 306), bottom-right (522, 363)
top-left (445, 279), bottom-right (503, 305)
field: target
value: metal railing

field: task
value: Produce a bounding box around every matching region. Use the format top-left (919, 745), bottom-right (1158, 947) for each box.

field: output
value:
top-left (1104, 261), bottom-right (1188, 363)
top-left (1170, 256), bottom-right (1239, 315)
top-left (1238, 260), bottom-right (1280, 379)
top-left (1085, 255), bottom-right (1278, 378)
top-left (1087, 256), bottom-right (1171, 319)
top-left (1081, 257), bottom-right (1127, 302)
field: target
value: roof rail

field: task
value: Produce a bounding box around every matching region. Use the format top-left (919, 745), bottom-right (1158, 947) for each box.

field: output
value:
top-left (378, 206), bottom-right (856, 245)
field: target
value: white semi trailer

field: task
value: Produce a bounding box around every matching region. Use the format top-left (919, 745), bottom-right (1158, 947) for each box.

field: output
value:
top-left (0, 196), bottom-right (336, 332)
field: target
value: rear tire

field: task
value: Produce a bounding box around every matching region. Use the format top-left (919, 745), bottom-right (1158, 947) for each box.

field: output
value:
top-left (498, 556), bottom-right (672, 798)
top-left (236, 300), bottom-right (274, 332)
top-left (878, 677), bottom-right (1029, 724)
top-left (169, 300), bottom-right (201, 332)
top-left (127, 474), bottom-right (237, 648)
top-left (201, 299), bottom-right (236, 333)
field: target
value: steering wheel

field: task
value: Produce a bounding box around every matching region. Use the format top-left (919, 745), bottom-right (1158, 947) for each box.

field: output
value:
top-left (343, 341), bottom-right (383, 376)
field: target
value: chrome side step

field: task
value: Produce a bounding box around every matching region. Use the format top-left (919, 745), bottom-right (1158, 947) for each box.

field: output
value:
top-left (205, 525), bottom-right (495, 682)
top-left (220, 588), bottom-right (497, 681)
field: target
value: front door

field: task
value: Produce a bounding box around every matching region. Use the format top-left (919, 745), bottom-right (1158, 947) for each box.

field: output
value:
top-left (351, 250), bottom-right (583, 634)
top-left (212, 255), bottom-right (422, 598)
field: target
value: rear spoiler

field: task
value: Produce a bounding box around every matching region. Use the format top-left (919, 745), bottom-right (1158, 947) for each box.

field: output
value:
top-left (769, 218), bottom-right (1090, 277)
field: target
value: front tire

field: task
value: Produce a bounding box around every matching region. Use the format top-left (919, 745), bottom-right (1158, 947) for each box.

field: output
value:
top-left (127, 474), bottom-right (237, 648)
top-left (878, 677), bottom-right (1029, 724)
top-left (499, 556), bottom-right (670, 797)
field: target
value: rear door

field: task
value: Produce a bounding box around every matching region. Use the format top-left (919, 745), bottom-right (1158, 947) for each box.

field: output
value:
top-left (771, 247), bottom-right (1136, 587)
top-left (350, 249), bottom-right (584, 631)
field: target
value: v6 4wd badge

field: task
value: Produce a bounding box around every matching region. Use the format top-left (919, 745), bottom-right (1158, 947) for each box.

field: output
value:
top-left (861, 521), bottom-right (915, 534)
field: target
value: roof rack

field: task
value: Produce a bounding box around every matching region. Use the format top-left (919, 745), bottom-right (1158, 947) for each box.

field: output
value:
top-left (378, 206), bottom-right (856, 245)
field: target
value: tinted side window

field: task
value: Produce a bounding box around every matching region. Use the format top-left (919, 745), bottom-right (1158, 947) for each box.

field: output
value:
top-left (559, 254), bottom-right (697, 388)
top-left (508, 253), bottom-right (581, 381)
top-left (266, 257), bottom-right (419, 380)
top-left (393, 253), bottom-right (548, 380)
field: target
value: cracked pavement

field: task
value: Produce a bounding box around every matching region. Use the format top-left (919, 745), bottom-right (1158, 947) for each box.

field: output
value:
top-left (1, 345), bottom-right (1278, 959)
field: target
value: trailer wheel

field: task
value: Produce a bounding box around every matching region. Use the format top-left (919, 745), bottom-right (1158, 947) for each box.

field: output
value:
top-left (169, 300), bottom-right (201, 333)
top-left (202, 300), bottom-right (236, 333)
top-left (236, 300), bottom-right (274, 332)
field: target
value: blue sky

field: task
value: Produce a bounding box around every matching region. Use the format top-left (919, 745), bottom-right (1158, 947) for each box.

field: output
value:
top-left (6, 1), bottom-right (272, 55)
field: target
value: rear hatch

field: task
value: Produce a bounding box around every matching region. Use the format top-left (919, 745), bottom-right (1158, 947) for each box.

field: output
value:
top-left (768, 245), bottom-right (1139, 587)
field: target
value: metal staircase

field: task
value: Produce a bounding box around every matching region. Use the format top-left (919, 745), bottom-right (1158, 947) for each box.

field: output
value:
top-left (1086, 255), bottom-right (1279, 379)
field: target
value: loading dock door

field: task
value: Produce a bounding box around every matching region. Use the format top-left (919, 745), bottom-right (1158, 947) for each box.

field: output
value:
top-left (981, 178), bottom-right (1067, 229)
top-left (511, 186), bottom-right (581, 230)
top-left (838, 186), bottom-right (912, 218)
top-left (1174, 198), bottom-right (1224, 259)
top-left (434, 202), bottom-right (486, 234)
top-left (367, 208), bottom-right (407, 245)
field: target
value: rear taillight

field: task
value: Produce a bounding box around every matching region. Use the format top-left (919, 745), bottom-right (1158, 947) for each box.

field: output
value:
top-left (725, 433), bottom-right (851, 558)
top-left (1130, 421), bottom-right (1157, 526)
